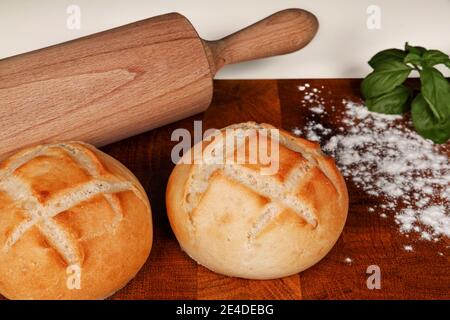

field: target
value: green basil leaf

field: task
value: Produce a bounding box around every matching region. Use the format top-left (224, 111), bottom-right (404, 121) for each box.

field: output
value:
top-left (361, 60), bottom-right (412, 98)
top-left (368, 49), bottom-right (405, 69)
top-left (446, 60), bottom-right (450, 69)
top-left (365, 85), bottom-right (412, 114)
top-left (422, 49), bottom-right (450, 67)
top-left (420, 67), bottom-right (450, 122)
top-left (404, 52), bottom-right (422, 66)
top-left (412, 94), bottom-right (450, 144)
top-left (405, 42), bottom-right (426, 56)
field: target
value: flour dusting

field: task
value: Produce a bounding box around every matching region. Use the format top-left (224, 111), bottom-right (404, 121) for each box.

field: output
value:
top-left (292, 84), bottom-right (450, 242)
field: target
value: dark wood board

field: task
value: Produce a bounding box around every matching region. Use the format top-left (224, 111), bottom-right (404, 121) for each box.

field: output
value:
top-left (2, 79), bottom-right (449, 300)
top-left (105, 79), bottom-right (449, 300)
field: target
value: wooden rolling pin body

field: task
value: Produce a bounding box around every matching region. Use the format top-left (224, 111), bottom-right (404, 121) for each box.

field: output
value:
top-left (0, 9), bottom-right (318, 159)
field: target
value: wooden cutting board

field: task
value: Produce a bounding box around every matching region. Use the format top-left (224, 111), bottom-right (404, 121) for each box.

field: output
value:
top-left (103, 79), bottom-right (448, 300)
top-left (1, 79), bottom-right (447, 300)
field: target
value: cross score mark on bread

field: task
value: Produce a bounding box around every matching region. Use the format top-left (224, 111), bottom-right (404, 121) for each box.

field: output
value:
top-left (0, 143), bottom-right (141, 266)
top-left (184, 124), bottom-right (343, 240)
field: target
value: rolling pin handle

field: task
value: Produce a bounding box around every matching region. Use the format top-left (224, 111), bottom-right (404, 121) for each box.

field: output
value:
top-left (203, 9), bottom-right (319, 75)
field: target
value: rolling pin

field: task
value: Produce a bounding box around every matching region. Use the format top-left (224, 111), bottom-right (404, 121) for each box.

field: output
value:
top-left (0, 9), bottom-right (318, 159)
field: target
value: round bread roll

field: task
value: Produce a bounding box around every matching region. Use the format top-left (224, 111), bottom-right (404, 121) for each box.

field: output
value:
top-left (167, 122), bottom-right (348, 279)
top-left (0, 142), bottom-right (152, 299)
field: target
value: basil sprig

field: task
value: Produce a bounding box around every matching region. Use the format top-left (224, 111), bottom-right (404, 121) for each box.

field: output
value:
top-left (361, 43), bottom-right (450, 143)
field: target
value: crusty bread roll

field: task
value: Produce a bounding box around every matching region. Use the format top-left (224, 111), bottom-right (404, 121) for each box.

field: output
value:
top-left (0, 142), bottom-right (152, 299)
top-left (167, 122), bottom-right (348, 279)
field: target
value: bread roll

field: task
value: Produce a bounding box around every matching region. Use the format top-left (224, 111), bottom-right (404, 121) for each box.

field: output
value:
top-left (167, 122), bottom-right (348, 279)
top-left (0, 142), bottom-right (152, 299)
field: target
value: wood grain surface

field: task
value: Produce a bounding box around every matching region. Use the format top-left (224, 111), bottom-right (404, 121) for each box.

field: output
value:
top-left (102, 79), bottom-right (448, 300)
top-left (203, 9), bottom-right (318, 75)
top-left (1, 79), bottom-right (448, 300)
top-left (0, 13), bottom-right (213, 160)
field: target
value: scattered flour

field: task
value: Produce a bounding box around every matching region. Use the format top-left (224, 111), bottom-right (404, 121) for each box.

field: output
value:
top-left (292, 127), bottom-right (302, 136)
top-left (404, 245), bottom-right (414, 252)
top-left (292, 84), bottom-right (450, 242)
top-left (310, 106), bottom-right (325, 114)
top-left (344, 257), bottom-right (353, 264)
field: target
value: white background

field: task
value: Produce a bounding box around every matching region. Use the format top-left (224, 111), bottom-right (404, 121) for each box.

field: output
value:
top-left (0, 0), bottom-right (449, 78)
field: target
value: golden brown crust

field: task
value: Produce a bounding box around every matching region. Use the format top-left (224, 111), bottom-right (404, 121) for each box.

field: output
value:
top-left (166, 122), bottom-right (348, 279)
top-left (0, 142), bottom-right (152, 299)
